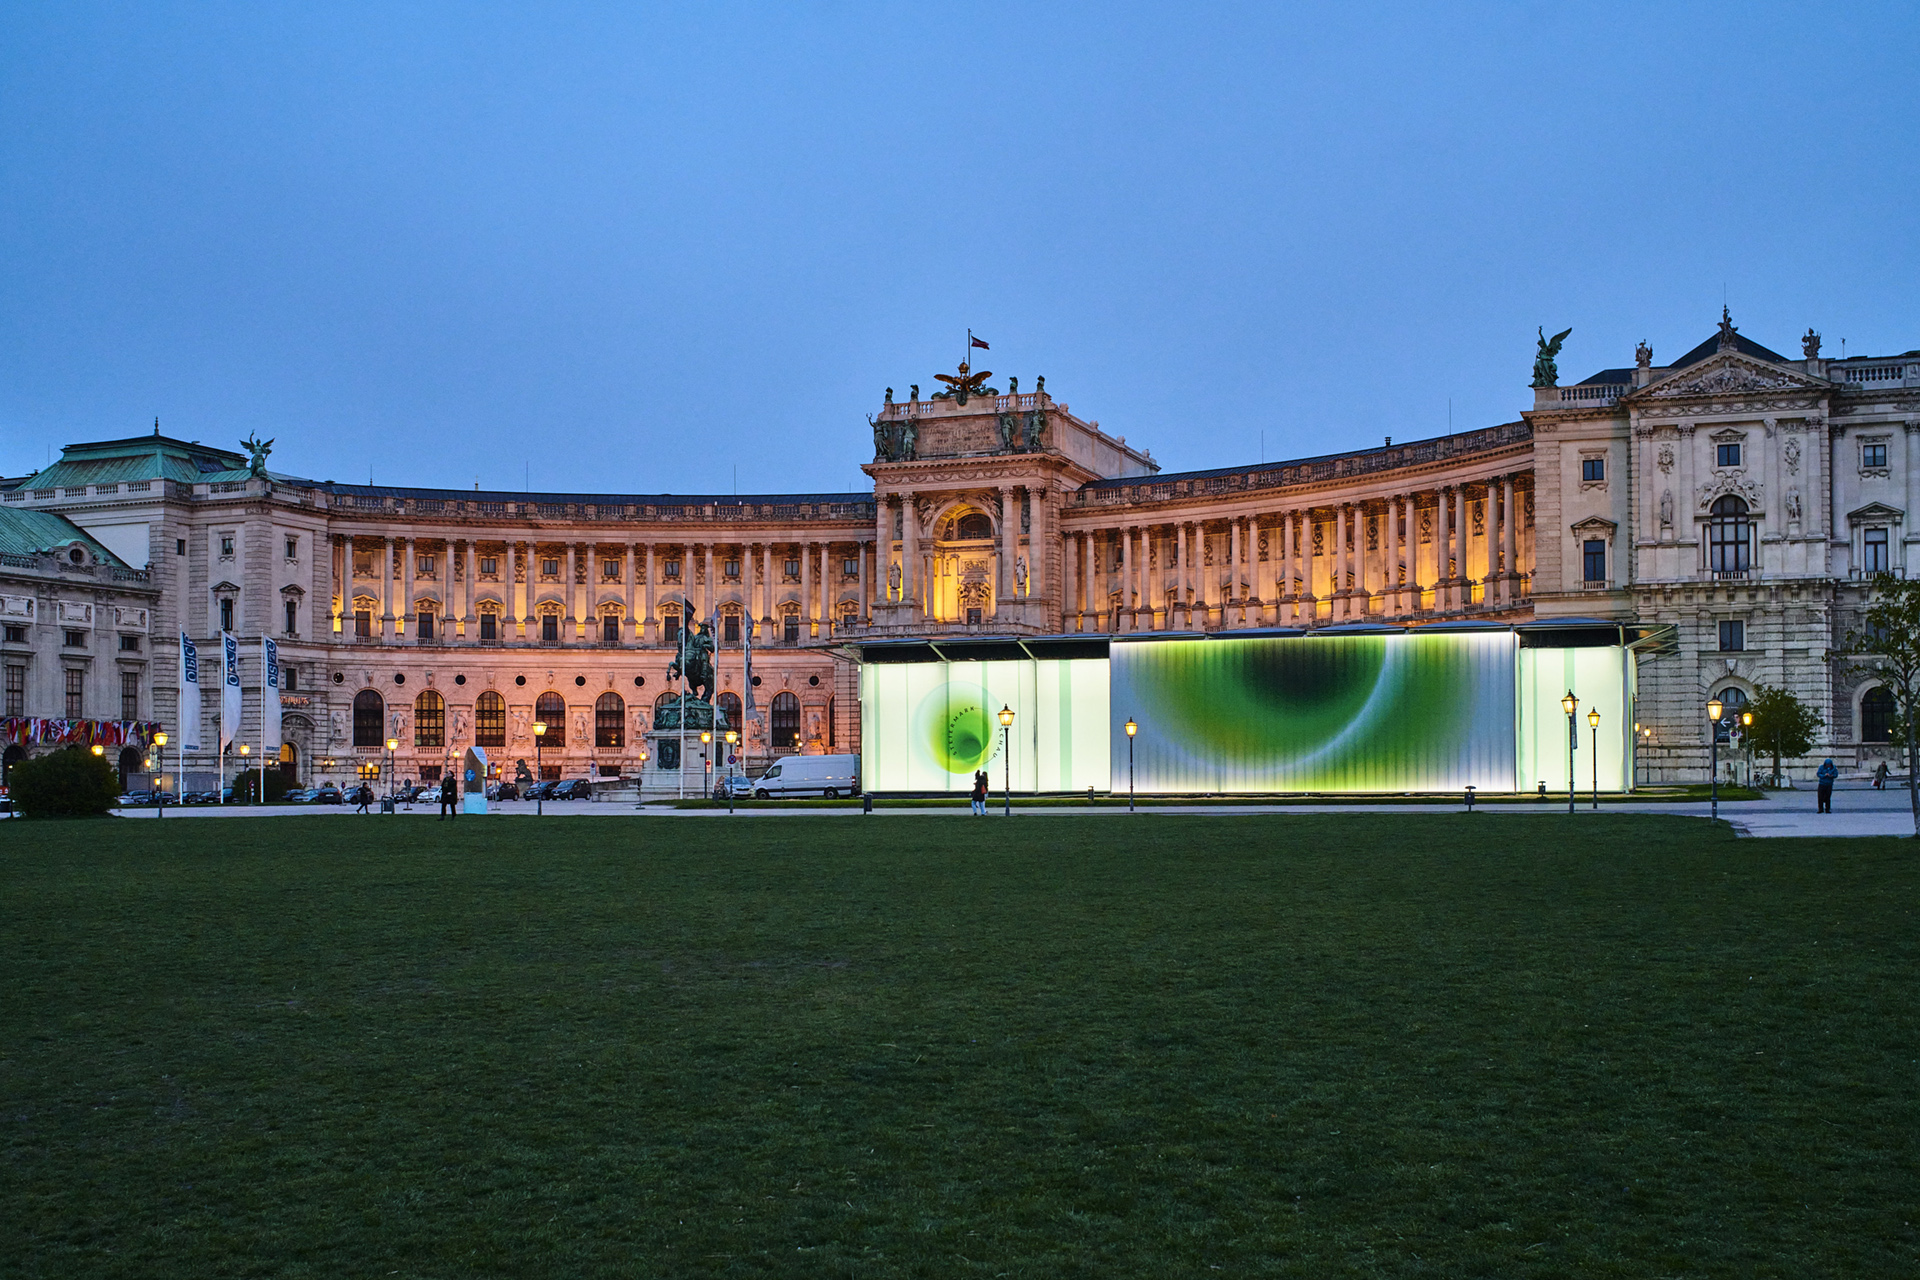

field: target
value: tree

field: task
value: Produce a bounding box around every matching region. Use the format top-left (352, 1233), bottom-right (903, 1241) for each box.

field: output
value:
top-left (1745, 684), bottom-right (1822, 788)
top-left (1844, 571), bottom-right (1920, 836)
top-left (9, 747), bottom-right (120, 818)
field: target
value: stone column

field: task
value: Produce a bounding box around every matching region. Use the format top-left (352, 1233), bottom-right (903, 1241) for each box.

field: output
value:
top-left (802, 542), bottom-right (816, 637)
top-left (1499, 478), bottom-right (1515, 604)
top-left (699, 543), bottom-right (712, 628)
top-left (875, 497), bottom-right (891, 603)
top-left (1277, 515), bottom-right (1292, 623)
top-left (338, 534), bottom-right (352, 634)
top-left (462, 541), bottom-right (476, 638)
top-left (902, 498), bottom-right (919, 616)
top-left (998, 486), bottom-right (1018, 618)
top-left (1078, 531), bottom-right (1092, 630)
top-left (380, 536), bottom-right (394, 639)
top-left (858, 539), bottom-right (870, 622)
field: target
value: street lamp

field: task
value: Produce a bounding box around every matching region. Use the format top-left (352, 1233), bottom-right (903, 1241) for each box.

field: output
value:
top-left (1124, 718), bottom-right (1138, 812)
top-left (724, 729), bottom-right (739, 813)
top-left (1706, 697), bottom-right (1725, 822)
top-left (383, 738), bottom-right (397, 811)
top-left (1560, 692), bottom-right (1579, 815)
top-left (154, 731), bottom-right (168, 817)
top-left (1587, 708), bottom-right (1600, 809)
top-left (239, 742), bottom-right (251, 804)
top-left (700, 729), bottom-right (712, 801)
top-left (1741, 710), bottom-right (1754, 788)
top-left (532, 721), bottom-right (546, 816)
top-left (997, 704), bottom-right (1015, 816)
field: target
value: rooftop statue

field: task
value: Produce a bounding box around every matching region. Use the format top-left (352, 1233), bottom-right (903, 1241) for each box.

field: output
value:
top-left (1716, 306), bottom-right (1739, 351)
top-left (931, 360), bottom-right (993, 405)
top-left (1802, 328), bottom-right (1821, 358)
top-left (240, 432), bottom-right (274, 478)
top-left (1530, 327), bottom-right (1572, 388)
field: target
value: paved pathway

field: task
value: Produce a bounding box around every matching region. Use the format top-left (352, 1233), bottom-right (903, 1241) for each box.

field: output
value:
top-left (58, 784), bottom-right (1916, 837)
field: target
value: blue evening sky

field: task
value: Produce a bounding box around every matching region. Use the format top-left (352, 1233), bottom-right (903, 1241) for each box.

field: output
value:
top-left (2, 3), bottom-right (1915, 495)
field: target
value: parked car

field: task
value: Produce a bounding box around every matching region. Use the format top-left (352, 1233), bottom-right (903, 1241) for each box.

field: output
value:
top-left (751, 753), bottom-right (860, 800)
top-left (118, 791), bottom-right (154, 807)
top-left (284, 788), bottom-right (317, 803)
top-left (523, 780), bottom-right (558, 801)
top-left (312, 785), bottom-right (344, 804)
top-left (712, 775), bottom-right (755, 801)
top-left (486, 781), bottom-right (520, 801)
top-left (553, 779), bottom-right (592, 800)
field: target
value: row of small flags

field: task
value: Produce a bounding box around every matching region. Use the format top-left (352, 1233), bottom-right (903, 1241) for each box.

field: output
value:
top-left (176, 631), bottom-right (279, 754)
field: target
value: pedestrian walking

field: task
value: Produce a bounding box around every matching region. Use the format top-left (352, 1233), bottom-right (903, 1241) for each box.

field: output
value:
top-left (438, 771), bottom-right (458, 820)
top-left (970, 769), bottom-right (988, 817)
top-left (1816, 758), bottom-right (1839, 813)
top-left (354, 783), bottom-right (371, 814)
top-left (1873, 761), bottom-right (1888, 790)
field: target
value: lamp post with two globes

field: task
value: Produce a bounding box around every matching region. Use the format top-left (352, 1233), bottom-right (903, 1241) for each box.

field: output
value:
top-left (1706, 697), bottom-right (1725, 822)
top-left (1561, 692), bottom-right (1579, 814)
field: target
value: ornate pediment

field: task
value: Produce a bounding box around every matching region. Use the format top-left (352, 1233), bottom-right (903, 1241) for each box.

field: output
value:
top-left (1847, 501), bottom-right (1904, 526)
top-left (1570, 516), bottom-right (1618, 539)
top-left (1697, 475), bottom-right (1763, 510)
top-left (1641, 353), bottom-right (1822, 400)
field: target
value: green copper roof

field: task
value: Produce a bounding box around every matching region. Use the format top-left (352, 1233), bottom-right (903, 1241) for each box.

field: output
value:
top-left (19, 433), bottom-right (254, 489)
top-left (0, 506), bottom-right (131, 567)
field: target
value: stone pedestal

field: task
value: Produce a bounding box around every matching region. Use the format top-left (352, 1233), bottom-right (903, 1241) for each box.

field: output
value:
top-left (637, 727), bottom-right (717, 800)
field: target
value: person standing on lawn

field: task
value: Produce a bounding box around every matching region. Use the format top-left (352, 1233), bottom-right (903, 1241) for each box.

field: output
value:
top-left (971, 770), bottom-right (988, 816)
top-left (438, 771), bottom-right (458, 820)
top-left (1816, 758), bottom-right (1839, 813)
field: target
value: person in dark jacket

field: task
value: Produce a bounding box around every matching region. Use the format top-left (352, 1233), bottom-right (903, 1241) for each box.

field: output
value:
top-left (971, 770), bottom-right (988, 816)
top-left (1816, 758), bottom-right (1839, 813)
top-left (354, 783), bottom-right (372, 813)
top-left (438, 772), bottom-right (459, 820)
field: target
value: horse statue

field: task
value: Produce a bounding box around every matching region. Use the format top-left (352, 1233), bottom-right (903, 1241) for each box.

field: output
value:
top-left (666, 604), bottom-right (717, 704)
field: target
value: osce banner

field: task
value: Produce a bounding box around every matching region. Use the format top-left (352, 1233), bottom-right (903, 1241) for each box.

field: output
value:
top-left (860, 657), bottom-right (1110, 793)
top-left (1111, 631), bottom-right (1518, 793)
top-left (220, 631), bottom-right (242, 749)
top-left (177, 632), bottom-right (203, 752)
top-left (261, 637), bottom-right (282, 752)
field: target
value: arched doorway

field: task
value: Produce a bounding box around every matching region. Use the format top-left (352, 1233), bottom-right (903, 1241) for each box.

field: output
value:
top-left (770, 691), bottom-right (801, 752)
top-left (4, 743), bottom-right (25, 786)
top-left (279, 742), bottom-right (297, 781)
top-left (118, 746), bottom-right (143, 791)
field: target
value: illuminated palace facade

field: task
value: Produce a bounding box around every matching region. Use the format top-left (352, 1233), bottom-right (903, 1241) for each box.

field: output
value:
top-left (3, 314), bottom-right (1914, 789)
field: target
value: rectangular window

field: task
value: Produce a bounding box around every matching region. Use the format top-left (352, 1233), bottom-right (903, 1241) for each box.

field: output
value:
top-left (1582, 540), bottom-right (1606, 583)
top-left (602, 615), bottom-right (619, 644)
top-left (602, 559), bottom-right (619, 579)
top-left (541, 615), bottom-right (558, 642)
top-left (1717, 442), bottom-right (1741, 468)
top-left (1864, 442), bottom-right (1888, 469)
top-left (284, 666), bottom-right (297, 692)
top-left (724, 559), bottom-right (740, 578)
top-left (784, 559), bottom-right (800, 577)
top-left (119, 634), bottom-right (141, 652)
top-left (65, 668), bottom-right (83, 718)
top-left (479, 613), bottom-right (497, 640)
top-left (664, 560), bottom-right (681, 579)
top-left (219, 599), bottom-right (234, 631)
top-left (1865, 527), bottom-right (1890, 572)
top-left (176, 538), bottom-right (186, 556)
top-left (418, 555), bottom-right (435, 574)
top-left (784, 614), bottom-right (800, 643)
top-left (1581, 457), bottom-right (1605, 483)
top-left (5, 625), bottom-right (25, 643)
top-left (663, 615), bottom-right (680, 644)
top-left (967, 607), bottom-right (982, 626)
top-left (724, 614), bottom-right (740, 643)
top-left (122, 671), bottom-right (140, 719)
top-left (418, 612), bottom-right (434, 640)
top-left (842, 557), bottom-right (858, 576)
top-left (220, 535), bottom-right (235, 556)
top-left (355, 609), bottom-right (371, 637)
top-left (480, 557), bottom-right (497, 575)
top-left (542, 558), bottom-right (559, 577)
top-left (286, 537), bottom-right (298, 559)
top-left (285, 601), bottom-right (298, 635)
top-left (1718, 620), bottom-right (1745, 652)
top-left (64, 629), bottom-right (87, 648)
top-left (5, 665), bottom-right (23, 716)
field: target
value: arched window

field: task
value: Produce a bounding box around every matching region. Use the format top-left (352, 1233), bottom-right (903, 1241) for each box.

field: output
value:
top-left (535, 692), bottom-right (567, 747)
top-left (717, 691), bottom-right (742, 732)
top-left (353, 690), bottom-right (384, 747)
top-left (415, 690), bottom-right (445, 748)
top-left (1862, 686), bottom-right (1896, 743)
top-left (595, 692), bottom-right (625, 748)
top-left (956, 513), bottom-right (992, 540)
top-left (278, 742), bottom-right (296, 778)
top-left (770, 691), bottom-right (801, 752)
top-left (118, 746), bottom-right (143, 789)
top-left (1709, 496), bottom-right (1750, 574)
top-left (475, 691), bottom-right (506, 747)
top-left (1713, 685), bottom-right (1749, 743)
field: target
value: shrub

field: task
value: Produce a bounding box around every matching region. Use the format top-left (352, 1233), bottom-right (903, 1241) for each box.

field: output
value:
top-left (9, 747), bottom-right (121, 818)
top-left (231, 768), bottom-right (293, 804)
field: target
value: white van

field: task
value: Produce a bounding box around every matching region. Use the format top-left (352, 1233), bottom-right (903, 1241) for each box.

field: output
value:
top-left (753, 753), bottom-right (860, 799)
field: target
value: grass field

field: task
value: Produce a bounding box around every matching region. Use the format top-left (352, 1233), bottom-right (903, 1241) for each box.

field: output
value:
top-left (2, 814), bottom-right (1916, 1277)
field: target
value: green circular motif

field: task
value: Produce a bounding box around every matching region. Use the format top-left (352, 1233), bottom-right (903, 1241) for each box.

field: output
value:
top-left (914, 681), bottom-right (997, 774)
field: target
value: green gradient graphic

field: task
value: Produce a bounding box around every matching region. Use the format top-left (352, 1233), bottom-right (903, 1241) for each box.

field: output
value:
top-left (1113, 633), bottom-right (1516, 791)
top-left (914, 680), bottom-right (996, 773)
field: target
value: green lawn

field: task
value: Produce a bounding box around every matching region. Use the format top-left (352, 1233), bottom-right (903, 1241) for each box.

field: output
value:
top-left (2, 815), bottom-right (1915, 1278)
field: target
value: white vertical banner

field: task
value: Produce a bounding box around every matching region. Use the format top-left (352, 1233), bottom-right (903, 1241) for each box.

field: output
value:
top-left (220, 631), bottom-right (242, 749)
top-left (177, 632), bottom-right (203, 752)
top-left (261, 637), bottom-right (282, 752)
